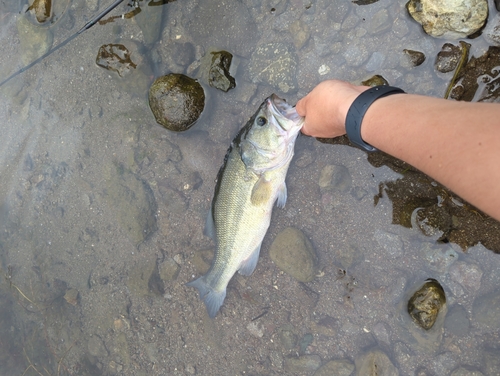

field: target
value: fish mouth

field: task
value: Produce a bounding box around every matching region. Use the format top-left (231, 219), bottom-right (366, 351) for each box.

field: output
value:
top-left (268, 94), bottom-right (303, 129)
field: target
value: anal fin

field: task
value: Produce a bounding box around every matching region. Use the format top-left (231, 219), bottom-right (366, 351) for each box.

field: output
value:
top-left (238, 244), bottom-right (261, 276)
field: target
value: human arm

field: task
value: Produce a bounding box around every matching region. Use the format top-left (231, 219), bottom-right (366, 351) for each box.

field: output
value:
top-left (296, 80), bottom-right (500, 221)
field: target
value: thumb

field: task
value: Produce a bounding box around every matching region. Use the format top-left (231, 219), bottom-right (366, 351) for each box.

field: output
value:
top-left (295, 97), bottom-right (306, 117)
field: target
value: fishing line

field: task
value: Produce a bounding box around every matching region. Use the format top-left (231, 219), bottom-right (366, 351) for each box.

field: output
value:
top-left (0, 0), bottom-right (125, 88)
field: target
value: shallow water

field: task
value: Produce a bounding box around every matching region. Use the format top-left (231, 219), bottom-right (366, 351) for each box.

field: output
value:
top-left (0, 0), bottom-right (499, 375)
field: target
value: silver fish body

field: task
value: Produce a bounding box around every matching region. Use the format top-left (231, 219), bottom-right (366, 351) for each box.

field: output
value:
top-left (187, 94), bottom-right (304, 318)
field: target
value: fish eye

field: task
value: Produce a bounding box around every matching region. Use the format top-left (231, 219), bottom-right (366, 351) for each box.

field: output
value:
top-left (256, 116), bottom-right (267, 126)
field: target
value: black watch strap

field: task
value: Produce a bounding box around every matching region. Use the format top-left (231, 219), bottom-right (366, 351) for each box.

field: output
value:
top-left (345, 85), bottom-right (405, 152)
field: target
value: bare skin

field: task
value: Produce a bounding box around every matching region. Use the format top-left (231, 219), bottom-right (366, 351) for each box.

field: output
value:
top-left (296, 80), bottom-right (500, 221)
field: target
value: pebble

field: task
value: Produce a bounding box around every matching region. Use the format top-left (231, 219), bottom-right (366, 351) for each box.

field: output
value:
top-left (473, 291), bottom-right (500, 330)
top-left (450, 367), bottom-right (484, 376)
top-left (159, 257), bottom-right (181, 281)
top-left (284, 355), bottom-right (321, 374)
top-left (248, 43), bottom-right (298, 93)
top-left (355, 349), bottom-right (398, 376)
top-left (374, 229), bottom-right (404, 258)
top-left (449, 261), bottom-right (483, 292)
top-left (444, 305), bottom-right (470, 336)
top-left (313, 359), bottom-right (354, 376)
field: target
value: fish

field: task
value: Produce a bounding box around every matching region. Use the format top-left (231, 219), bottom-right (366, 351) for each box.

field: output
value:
top-left (187, 94), bottom-right (304, 318)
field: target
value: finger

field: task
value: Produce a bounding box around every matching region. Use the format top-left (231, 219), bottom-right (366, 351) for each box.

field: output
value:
top-left (295, 97), bottom-right (306, 116)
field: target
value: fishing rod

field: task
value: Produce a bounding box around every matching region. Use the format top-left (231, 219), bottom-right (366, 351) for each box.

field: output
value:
top-left (0, 0), bottom-right (125, 88)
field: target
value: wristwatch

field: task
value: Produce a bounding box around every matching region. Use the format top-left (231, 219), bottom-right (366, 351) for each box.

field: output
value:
top-left (345, 85), bottom-right (406, 152)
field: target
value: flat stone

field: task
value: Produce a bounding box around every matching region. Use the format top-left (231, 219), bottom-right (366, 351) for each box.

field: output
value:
top-left (269, 227), bottom-right (317, 282)
top-left (355, 349), bottom-right (398, 376)
top-left (248, 43), bottom-right (298, 93)
top-left (313, 359), bottom-right (354, 376)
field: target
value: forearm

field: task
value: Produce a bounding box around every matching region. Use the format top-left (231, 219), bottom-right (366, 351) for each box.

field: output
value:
top-left (362, 94), bottom-right (500, 219)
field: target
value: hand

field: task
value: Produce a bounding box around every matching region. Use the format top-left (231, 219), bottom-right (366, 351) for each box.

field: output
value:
top-left (296, 80), bottom-right (370, 138)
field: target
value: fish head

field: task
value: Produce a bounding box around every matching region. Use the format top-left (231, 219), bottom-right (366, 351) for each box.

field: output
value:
top-left (239, 94), bottom-right (304, 172)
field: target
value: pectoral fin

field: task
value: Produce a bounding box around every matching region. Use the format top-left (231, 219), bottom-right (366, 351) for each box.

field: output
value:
top-left (251, 176), bottom-right (272, 206)
top-left (204, 206), bottom-right (216, 240)
top-left (276, 182), bottom-right (287, 208)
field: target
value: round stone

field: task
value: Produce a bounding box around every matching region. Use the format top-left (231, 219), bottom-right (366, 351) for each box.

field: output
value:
top-left (148, 74), bottom-right (205, 132)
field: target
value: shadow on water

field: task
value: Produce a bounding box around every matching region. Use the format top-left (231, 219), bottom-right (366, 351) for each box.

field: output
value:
top-left (1, 0), bottom-right (500, 375)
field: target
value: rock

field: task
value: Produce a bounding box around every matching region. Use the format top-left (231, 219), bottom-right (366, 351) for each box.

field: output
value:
top-left (313, 359), bottom-right (354, 376)
top-left (269, 227), bottom-right (317, 283)
top-left (284, 355), bottom-right (321, 374)
top-left (473, 291), bottom-right (500, 330)
top-left (188, 0), bottom-right (258, 57)
top-left (158, 257), bottom-right (180, 281)
top-left (135, 1), bottom-right (165, 44)
top-left (450, 46), bottom-right (500, 102)
top-left (248, 43), bottom-right (298, 93)
top-left (172, 42), bottom-right (196, 67)
top-left (289, 20), bottom-right (310, 50)
top-left (408, 279), bottom-right (446, 330)
top-left (435, 43), bottom-right (464, 73)
top-left (104, 165), bottom-right (157, 245)
top-left (246, 321), bottom-right (264, 338)
top-left (483, 15), bottom-right (500, 46)
top-left (149, 74), bottom-right (205, 132)
top-left (278, 325), bottom-right (298, 350)
top-left (205, 51), bottom-right (236, 92)
top-left (450, 366), bottom-right (484, 376)
top-left (449, 261), bottom-right (482, 292)
top-left (362, 74), bottom-right (389, 87)
top-left (421, 242), bottom-right (458, 273)
top-left (64, 288), bottom-right (79, 306)
top-left (16, 14), bottom-right (53, 64)
top-left (368, 9), bottom-right (391, 34)
top-left (318, 164), bottom-right (351, 192)
top-left (96, 44), bottom-right (137, 77)
top-left (403, 49), bottom-right (426, 67)
top-left (28, 0), bottom-right (52, 23)
top-left (374, 230), bottom-right (403, 258)
top-left (355, 349), bottom-right (398, 376)
top-left (406, 0), bottom-right (488, 39)
top-left (444, 305), bottom-right (469, 336)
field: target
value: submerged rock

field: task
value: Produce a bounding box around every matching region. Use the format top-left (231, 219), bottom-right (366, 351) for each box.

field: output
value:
top-left (16, 14), bottom-right (53, 64)
top-left (248, 43), bottom-right (298, 93)
top-left (269, 227), bottom-right (317, 282)
top-left (408, 279), bottom-right (446, 330)
top-left (362, 74), bottom-right (389, 87)
top-left (28, 0), bottom-right (52, 23)
top-left (134, 0), bottom-right (166, 44)
top-left (450, 46), bottom-right (500, 102)
top-left (435, 43), bottom-right (466, 73)
top-left (149, 74), bottom-right (205, 132)
top-left (104, 164), bottom-right (157, 245)
top-left (96, 44), bottom-right (137, 77)
top-left (403, 49), bottom-right (426, 67)
top-left (355, 349), bottom-right (398, 376)
top-left (406, 0), bottom-right (488, 39)
top-left (473, 291), bottom-right (500, 330)
top-left (284, 355), bottom-right (321, 374)
top-left (313, 359), bottom-right (354, 376)
top-left (206, 51), bottom-right (236, 92)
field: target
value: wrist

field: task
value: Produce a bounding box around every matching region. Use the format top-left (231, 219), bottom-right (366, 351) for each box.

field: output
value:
top-left (345, 86), bottom-right (406, 152)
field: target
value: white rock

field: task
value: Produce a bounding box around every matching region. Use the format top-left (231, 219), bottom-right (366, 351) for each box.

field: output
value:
top-left (407, 0), bottom-right (488, 39)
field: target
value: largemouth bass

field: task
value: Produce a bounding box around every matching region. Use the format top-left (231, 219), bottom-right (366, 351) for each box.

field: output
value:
top-left (187, 94), bottom-right (304, 318)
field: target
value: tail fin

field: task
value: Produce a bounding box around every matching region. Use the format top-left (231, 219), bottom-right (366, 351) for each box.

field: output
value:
top-left (186, 277), bottom-right (226, 318)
